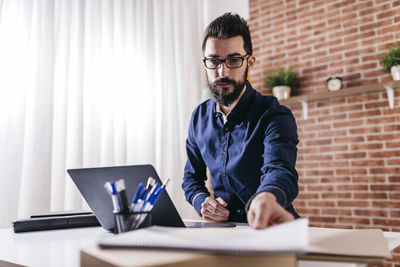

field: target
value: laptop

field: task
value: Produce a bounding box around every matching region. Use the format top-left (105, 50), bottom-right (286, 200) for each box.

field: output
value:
top-left (67, 164), bottom-right (235, 231)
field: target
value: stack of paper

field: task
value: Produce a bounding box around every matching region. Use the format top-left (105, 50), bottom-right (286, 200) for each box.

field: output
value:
top-left (99, 219), bottom-right (309, 255)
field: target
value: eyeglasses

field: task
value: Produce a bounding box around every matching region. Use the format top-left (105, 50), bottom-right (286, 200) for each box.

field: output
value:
top-left (203, 54), bottom-right (250, 69)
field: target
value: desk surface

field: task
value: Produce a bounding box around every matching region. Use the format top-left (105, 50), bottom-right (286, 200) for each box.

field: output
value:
top-left (0, 226), bottom-right (111, 267)
top-left (1, 225), bottom-right (400, 267)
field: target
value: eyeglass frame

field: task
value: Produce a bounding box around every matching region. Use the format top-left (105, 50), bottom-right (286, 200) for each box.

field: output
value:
top-left (203, 54), bottom-right (250, 70)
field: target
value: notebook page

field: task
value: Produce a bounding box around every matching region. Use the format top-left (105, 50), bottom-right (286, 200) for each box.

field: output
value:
top-left (99, 218), bottom-right (308, 255)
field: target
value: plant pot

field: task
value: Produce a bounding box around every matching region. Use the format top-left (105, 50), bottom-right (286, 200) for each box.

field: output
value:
top-left (272, 86), bottom-right (291, 100)
top-left (391, 65), bottom-right (400, 81)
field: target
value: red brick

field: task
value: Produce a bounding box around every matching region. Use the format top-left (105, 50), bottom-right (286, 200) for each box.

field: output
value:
top-left (369, 150), bottom-right (400, 158)
top-left (336, 168), bottom-right (368, 175)
top-left (373, 218), bottom-right (400, 227)
top-left (364, 101), bottom-right (388, 109)
top-left (297, 192), bottom-right (320, 199)
top-left (322, 209), bottom-right (352, 216)
top-left (370, 167), bottom-right (400, 174)
top-left (388, 159), bottom-right (400, 165)
top-left (349, 126), bottom-right (382, 134)
top-left (334, 136), bottom-right (365, 143)
top-left (346, 63), bottom-right (379, 74)
top-left (335, 152), bottom-right (366, 160)
top-left (354, 209), bottom-right (388, 217)
top-left (362, 34), bottom-right (394, 46)
top-left (384, 124), bottom-right (400, 132)
top-left (359, 18), bottom-right (392, 32)
top-left (296, 207), bottom-right (321, 216)
top-left (308, 200), bottom-right (336, 207)
top-left (352, 176), bottom-right (386, 183)
top-left (344, 47), bottom-right (376, 58)
top-left (368, 133), bottom-right (400, 141)
top-left (319, 146), bottom-right (349, 153)
top-left (388, 176), bottom-right (400, 183)
top-left (321, 193), bottom-right (352, 199)
top-left (304, 123), bottom-right (332, 132)
top-left (354, 192), bottom-right (388, 199)
top-left (320, 176), bottom-right (351, 183)
top-left (371, 184), bottom-right (400, 191)
top-left (386, 141), bottom-right (400, 149)
top-left (350, 143), bottom-right (383, 150)
top-left (307, 185), bottom-right (336, 191)
top-left (332, 104), bottom-right (363, 113)
top-left (351, 159), bottom-right (384, 167)
top-left (391, 210), bottom-right (400, 217)
top-left (338, 217), bottom-right (371, 225)
top-left (299, 178), bottom-right (321, 184)
top-left (338, 201), bottom-right (370, 207)
top-left (329, 42), bottom-right (359, 54)
top-left (329, 0), bottom-right (356, 9)
top-left (344, 31), bottom-right (376, 43)
top-left (310, 216), bottom-right (337, 223)
top-left (337, 185), bottom-right (369, 191)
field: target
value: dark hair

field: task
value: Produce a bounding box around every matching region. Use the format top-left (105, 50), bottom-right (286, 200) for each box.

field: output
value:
top-left (202, 13), bottom-right (252, 55)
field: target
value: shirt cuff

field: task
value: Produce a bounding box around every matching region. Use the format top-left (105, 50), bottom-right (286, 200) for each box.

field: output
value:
top-left (245, 186), bottom-right (288, 212)
top-left (192, 192), bottom-right (209, 216)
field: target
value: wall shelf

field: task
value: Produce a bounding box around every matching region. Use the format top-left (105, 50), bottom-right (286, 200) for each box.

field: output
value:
top-left (279, 80), bottom-right (400, 120)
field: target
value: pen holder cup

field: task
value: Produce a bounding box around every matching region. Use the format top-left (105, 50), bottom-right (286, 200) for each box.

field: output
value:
top-left (114, 211), bottom-right (152, 234)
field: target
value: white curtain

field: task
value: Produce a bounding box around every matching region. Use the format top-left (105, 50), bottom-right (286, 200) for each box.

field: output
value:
top-left (0, 0), bottom-right (205, 228)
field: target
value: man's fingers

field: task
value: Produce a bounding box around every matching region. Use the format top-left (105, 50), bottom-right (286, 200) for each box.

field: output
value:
top-left (216, 197), bottom-right (227, 207)
top-left (268, 205), bottom-right (295, 226)
top-left (251, 203), bottom-right (271, 229)
top-left (247, 192), bottom-right (296, 229)
top-left (202, 209), bottom-right (229, 222)
top-left (204, 197), bottom-right (229, 216)
top-left (200, 197), bottom-right (230, 222)
top-left (201, 204), bottom-right (229, 222)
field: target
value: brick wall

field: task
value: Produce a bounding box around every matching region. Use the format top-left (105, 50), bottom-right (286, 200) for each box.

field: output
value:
top-left (248, 0), bottom-right (400, 265)
top-left (249, 0), bottom-right (400, 94)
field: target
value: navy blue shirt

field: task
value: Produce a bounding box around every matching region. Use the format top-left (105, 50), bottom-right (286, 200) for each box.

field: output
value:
top-left (182, 82), bottom-right (299, 222)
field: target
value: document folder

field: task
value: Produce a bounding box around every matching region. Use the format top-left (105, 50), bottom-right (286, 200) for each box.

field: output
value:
top-left (12, 211), bottom-right (100, 233)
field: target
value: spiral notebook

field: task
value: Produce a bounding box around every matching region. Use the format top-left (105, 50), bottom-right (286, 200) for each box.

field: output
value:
top-left (98, 218), bottom-right (309, 255)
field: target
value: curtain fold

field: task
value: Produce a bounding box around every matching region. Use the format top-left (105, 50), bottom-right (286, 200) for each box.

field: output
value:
top-left (0, 0), bottom-right (204, 228)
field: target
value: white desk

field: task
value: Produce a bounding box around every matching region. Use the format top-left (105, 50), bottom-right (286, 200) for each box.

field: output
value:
top-left (0, 226), bottom-right (399, 267)
top-left (0, 227), bottom-right (112, 267)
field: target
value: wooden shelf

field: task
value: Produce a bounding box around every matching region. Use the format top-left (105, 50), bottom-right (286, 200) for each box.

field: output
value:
top-left (279, 80), bottom-right (400, 119)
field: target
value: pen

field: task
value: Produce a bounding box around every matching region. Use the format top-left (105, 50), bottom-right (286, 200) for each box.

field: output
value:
top-left (130, 183), bottom-right (144, 212)
top-left (110, 181), bottom-right (122, 213)
top-left (142, 178), bottom-right (170, 212)
top-left (132, 183), bottom-right (144, 205)
top-left (104, 181), bottom-right (121, 213)
top-left (140, 183), bottom-right (160, 211)
top-left (115, 179), bottom-right (129, 213)
top-left (145, 182), bottom-right (160, 201)
top-left (146, 176), bottom-right (155, 190)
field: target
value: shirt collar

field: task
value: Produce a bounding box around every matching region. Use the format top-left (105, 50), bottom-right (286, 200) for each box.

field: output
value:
top-left (212, 81), bottom-right (255, 125)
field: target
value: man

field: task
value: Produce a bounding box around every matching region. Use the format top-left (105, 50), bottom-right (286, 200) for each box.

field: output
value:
top-left (182, 13), bottom-right (299, 229)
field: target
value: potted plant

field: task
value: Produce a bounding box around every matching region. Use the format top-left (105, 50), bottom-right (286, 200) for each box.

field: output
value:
top-left (264, 68), bottom-right (300, 100)
top-left (381, 43), bottom-right (400, 81)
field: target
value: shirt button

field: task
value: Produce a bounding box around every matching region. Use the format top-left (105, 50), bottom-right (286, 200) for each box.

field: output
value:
top-left (237, 209), bottom-right (241, 214)
top-left (225, 128), bottom-right (229, 132)
top-left (222, 172), bottom-right (226, 177)
top-left (222, 150), bottom-right (226, 155)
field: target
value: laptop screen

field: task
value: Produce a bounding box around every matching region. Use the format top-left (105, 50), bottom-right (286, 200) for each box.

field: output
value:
top-left (67, 165), bottom-right (185, 230)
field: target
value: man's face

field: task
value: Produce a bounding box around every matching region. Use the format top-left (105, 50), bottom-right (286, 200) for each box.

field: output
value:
top-left (203, 36), bottom-right (255, 107)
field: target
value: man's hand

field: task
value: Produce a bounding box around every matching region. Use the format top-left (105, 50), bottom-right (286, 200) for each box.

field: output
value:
top-left (247, 192), bottom-right (294, 229)
top-left (201, 197), bottom-right (229, 222)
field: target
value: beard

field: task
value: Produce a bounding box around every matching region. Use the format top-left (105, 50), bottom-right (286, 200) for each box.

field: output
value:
top-left (208, 67), bottom-right (248, 107)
